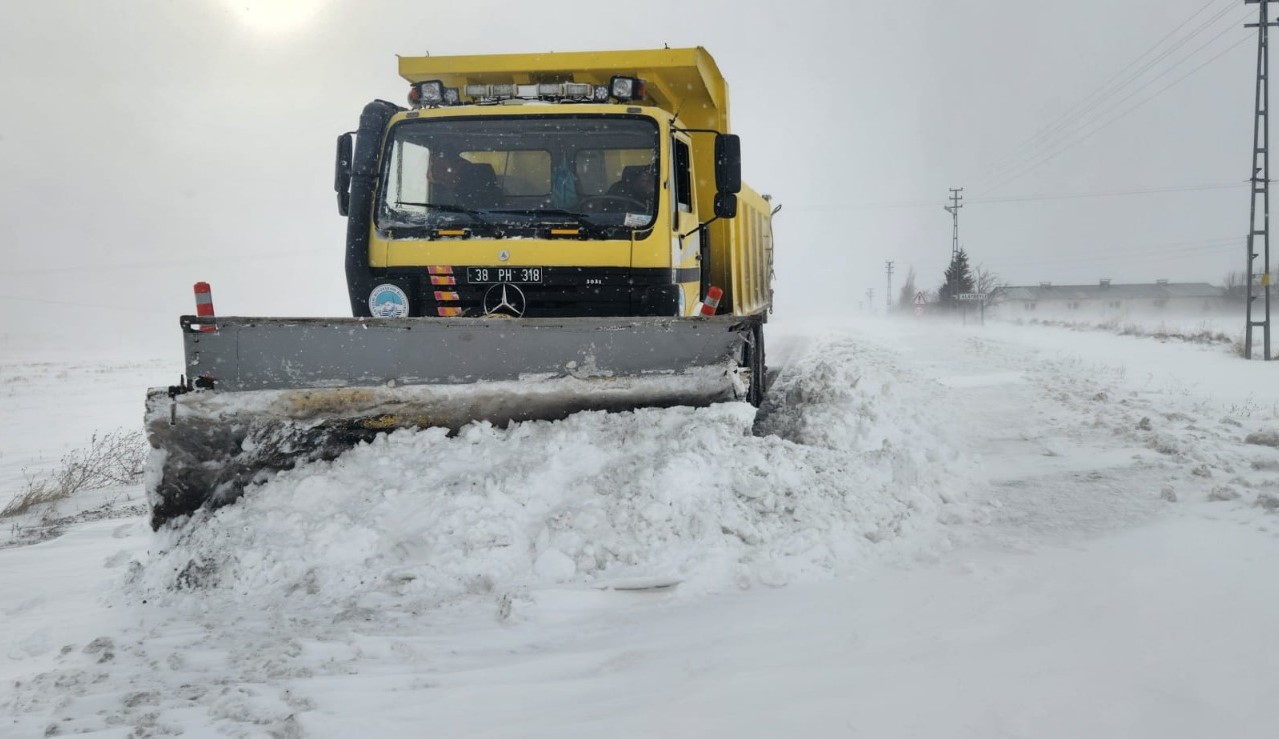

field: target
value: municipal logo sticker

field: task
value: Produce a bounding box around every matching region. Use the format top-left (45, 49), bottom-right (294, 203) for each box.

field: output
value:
top-left (368, 284), bottom-right (409, 318)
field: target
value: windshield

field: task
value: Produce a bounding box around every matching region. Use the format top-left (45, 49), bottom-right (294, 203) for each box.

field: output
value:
top-left (377, 115), bottom-right (659, 237)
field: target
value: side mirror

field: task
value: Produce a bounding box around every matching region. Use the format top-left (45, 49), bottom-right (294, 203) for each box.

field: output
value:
top-left (714, 134), bottom-right (741, 194)
top-left (714, 192), bottom-right (738, 219)
top-left (335, 133), bottom-right (354, 216)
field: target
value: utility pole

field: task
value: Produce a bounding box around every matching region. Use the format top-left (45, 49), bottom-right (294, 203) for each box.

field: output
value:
top-left (885, 260), bottom-right (895, 313)
top-left (865, 288), bottom-right (874, 313)
top-left (945, 188), bottom-right (964, 259)
top-left (1246, 0), bottom-right (1276, 360)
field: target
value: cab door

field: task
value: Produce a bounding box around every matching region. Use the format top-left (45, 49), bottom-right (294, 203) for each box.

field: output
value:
top-left (670, 133), bottom-right (702, 312)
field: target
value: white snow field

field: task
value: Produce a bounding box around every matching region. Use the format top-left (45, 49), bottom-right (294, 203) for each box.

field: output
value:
top-left (3, 316), bottom-right (1279, 738)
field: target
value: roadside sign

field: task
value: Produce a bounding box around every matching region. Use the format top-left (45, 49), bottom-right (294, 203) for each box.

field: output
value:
top-left (955, 293), bottom-right (985, 301)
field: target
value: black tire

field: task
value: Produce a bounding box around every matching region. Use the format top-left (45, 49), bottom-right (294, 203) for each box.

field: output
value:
top-left (746, 321), bottom-right (767, 407)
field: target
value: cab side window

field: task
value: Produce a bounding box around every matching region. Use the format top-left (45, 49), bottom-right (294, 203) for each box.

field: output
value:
top-left (673, 138), bottom-right (693, 213)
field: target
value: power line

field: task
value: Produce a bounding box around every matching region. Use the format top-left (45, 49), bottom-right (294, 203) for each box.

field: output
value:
top-left (784, 181), bottom-right (1245, 213)
top-left (0, 294), bottom-right (158, 315)
top-left (990, 236), bottom-right (1240, 264)
top-left (977, 0), bottom-right (1238, 184)
top-left (973, 182), bottom-right (1246, 204)
top-left (0, 250), bottom-right (329, 277)
top-left (979, 27), bottom-right (1254, 195)
top-left (987, 236), bottom-right (1240, 270)
top-left (978, 0), bottom-right (1240, 185)
top-left (978, 2), bottom-right (1247, 187)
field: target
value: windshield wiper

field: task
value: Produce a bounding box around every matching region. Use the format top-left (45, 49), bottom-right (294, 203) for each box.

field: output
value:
top-left (486, 208), bottom-right (595, 228)
top-left (393, 201), bottom-right (493, 226)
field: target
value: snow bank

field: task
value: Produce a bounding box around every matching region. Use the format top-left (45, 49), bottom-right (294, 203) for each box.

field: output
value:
top-left (128, 335), bottom-right (968, 609)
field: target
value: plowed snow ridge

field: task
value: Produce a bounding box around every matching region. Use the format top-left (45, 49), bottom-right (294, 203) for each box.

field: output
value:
top-left (131, 335), bottom-right (971, 608)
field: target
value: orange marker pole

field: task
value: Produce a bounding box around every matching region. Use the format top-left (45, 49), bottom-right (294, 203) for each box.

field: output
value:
top-left (697, 285), bottom-right (723, 316)
top-left (194, 282), bottom-right (216, 332)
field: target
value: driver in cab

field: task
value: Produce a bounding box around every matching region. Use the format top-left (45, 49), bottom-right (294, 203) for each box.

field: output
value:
top-left (604, 164), bottom-right (656, 211)
top-left (428, 149), bottom-right (501, 209)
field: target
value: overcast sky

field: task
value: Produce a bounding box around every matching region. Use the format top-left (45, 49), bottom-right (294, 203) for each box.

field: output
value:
top-left (0, 0), bottom-right (1261, 354)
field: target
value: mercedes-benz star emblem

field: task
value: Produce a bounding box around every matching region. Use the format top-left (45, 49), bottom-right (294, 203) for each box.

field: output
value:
top-left (482, 283), bottom-right (526, 317)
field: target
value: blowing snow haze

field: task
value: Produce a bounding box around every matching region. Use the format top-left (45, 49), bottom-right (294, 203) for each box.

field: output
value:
top-left (5, 3), bottom-right (1279, 735)
top-left (0, 0), bottom-right (1257, 354)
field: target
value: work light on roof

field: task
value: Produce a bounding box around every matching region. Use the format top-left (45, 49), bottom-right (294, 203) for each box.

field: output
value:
top-left (408, 80), bottom-right (460, 108)
top-left (609, 76), bottom-right (646, 102)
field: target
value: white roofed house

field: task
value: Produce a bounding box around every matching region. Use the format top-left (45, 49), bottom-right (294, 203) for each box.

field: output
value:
top-left (991, 279), bottom-right (1230, 321)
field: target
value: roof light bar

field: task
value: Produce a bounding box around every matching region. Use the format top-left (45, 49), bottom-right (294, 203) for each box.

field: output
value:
top-left (410, 75), bottom-right (648, 106)
top-left (463, 81), bottom-right (611, 103)
top-left (465, 83), bottom-right (516, 100)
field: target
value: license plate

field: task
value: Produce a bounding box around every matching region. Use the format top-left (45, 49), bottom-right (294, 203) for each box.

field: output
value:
top-left (467, 267), bottom-right (544, 284)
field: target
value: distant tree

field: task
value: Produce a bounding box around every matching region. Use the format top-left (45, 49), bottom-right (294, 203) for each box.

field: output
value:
top-left (1224, 271), bottom-right (1246, 303)
top-left (939, 249), bottom-right (974, 308)
top-left (975, 264), bottom-right (1007, 305)
top-left (1223, 268), bottom-right (1279, 303)
top-left (897, 266), bottom-right (917, 311)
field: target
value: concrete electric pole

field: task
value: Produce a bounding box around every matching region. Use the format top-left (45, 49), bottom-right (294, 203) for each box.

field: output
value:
top-left (945, 188), bottom-right (964, 259)
top-left (885, 260), bottom-right (895, 313)
top-left (1246, 0), bottom-right (1276, 359)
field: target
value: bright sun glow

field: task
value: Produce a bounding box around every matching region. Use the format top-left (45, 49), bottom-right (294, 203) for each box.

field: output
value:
top-left (220, 0), bottom-right (327, 36)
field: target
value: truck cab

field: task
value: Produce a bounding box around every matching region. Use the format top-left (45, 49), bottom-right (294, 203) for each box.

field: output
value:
top-left (335, 48), bottom-right (774, 321)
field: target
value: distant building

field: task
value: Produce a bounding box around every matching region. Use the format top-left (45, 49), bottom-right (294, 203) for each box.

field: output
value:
top-left (993, 279), bottom-right (1229, 319)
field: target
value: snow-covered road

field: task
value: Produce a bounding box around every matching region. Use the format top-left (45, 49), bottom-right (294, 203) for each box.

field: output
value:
top-left (3, 317), bottom-right (1278, 737)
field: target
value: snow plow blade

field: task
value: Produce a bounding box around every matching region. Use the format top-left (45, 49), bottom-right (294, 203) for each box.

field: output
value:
top-left (144, 315), bottom-right (753, 529)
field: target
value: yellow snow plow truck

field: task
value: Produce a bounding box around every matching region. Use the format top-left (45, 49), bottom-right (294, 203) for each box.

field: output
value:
top-left (144, 47), bottom-right (776, 528)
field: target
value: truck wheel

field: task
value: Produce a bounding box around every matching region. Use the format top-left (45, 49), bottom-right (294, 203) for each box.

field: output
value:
top-left (746, 322), bottom-right (766, 407)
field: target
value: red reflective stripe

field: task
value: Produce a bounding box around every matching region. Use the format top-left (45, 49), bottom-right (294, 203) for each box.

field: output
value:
top-left (434, 291), bottom-right (460, 301)
top-left (430, 276), bottom-right (457, 286)
top-left (437, 307), bottom-right (462, 317)
top-left (428, 266), bottom-right (455, 275)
